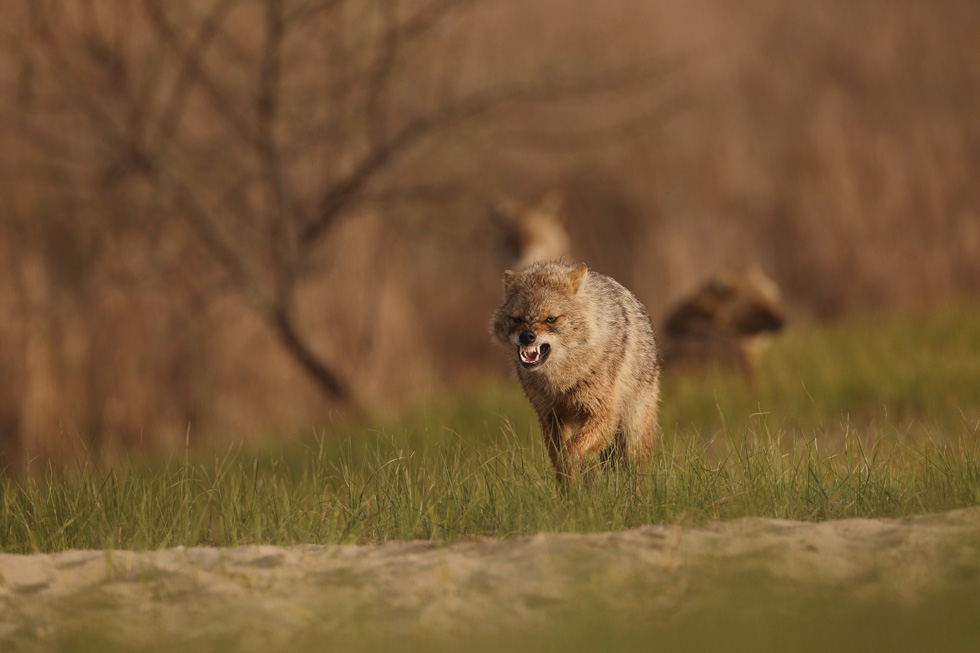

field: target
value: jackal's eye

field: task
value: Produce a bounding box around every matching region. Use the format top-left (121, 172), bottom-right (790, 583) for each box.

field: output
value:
top-left (510, 316), bottom-right (522, 326)
top-left (545, 316), bottom-right (559, 324)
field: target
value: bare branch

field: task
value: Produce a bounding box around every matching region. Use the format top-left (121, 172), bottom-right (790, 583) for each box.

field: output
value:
top-left (257, 0), bottom-right (284, 138)
top-left (257, 0), bottom-right (297, 306)
top-left (27, 5), bottom-right (261, 295)
top-left (6, 122), bottom-right (79, 171)
top-left (283, 0), bottom-right (346, 25)
top-left (146, 161), bottom-right (273, 313)
top-left (148, 159), bottom-right (360, 409)
top-left (364, 0), bottom-right (400, 147)
top-left (495, 94), bottom-right (690, 151)
top-left (358, 182), bottom-right (466, 207)
top-left (0, 160), bottom-right (75, 187)
top-left (363, 0), bottom-right (480, 144)
top-left (141, 0), bottom-right (260, 150)
top-left (24, 7), bottom-right (132, 156)
top-left (301, 63), bottom-right (669, 246)
top-left (151, 0), bottom-right (238, 149)
top-left (271, 306), bottom-right (361, 411)
top-left (399, 0), bottom-right (480, 42)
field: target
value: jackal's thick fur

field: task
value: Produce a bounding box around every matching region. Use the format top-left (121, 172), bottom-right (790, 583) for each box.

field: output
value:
top-left (661, 267), bottom-right (785, 378)
top-left (490, 260), bottom-right (661, 485)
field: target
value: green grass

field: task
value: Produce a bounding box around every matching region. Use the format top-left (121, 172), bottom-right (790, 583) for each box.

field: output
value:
top-left (3, 425), bottom-right (978, 554)
top-left (2, 305), bottom-right (980, 554)
top-left (3, 306), bottom-right (980, 653)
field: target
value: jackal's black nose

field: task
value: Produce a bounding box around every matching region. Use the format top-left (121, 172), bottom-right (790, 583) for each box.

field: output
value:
top-left (519, 329), bottom-right (536, 345)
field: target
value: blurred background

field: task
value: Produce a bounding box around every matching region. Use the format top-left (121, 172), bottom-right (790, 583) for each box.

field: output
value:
top-left (1, 0), bottom-right (979, 467)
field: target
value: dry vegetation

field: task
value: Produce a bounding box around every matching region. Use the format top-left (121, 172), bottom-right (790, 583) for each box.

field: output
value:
top-left (1, 0), bottom-right (979, 466)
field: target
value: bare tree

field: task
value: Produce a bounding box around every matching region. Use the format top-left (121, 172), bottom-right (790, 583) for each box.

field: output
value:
top-left (5, 0), bottom-right (669, 416)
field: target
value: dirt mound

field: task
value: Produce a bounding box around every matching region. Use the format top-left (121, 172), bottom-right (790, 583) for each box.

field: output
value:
top-left (3, 508), bottom-right (979, 650)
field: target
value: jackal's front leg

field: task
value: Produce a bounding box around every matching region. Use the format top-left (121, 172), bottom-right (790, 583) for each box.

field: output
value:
top-left (561, 410), bottom-right (615, 482)
top-left (539, 413), bottom-right (575, 488)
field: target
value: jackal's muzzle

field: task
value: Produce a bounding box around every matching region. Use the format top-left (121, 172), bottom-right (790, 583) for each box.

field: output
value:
top-left (518, 342), bottom-right (551, 368)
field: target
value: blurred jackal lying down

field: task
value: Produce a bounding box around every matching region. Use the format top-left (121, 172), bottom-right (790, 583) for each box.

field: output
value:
top-left (660, 267), bottom-right (786, 378)
top-left (490, 260), bottom-right (661, 487)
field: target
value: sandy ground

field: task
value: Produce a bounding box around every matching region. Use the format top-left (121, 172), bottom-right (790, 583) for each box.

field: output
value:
top-left (2, 508), bottom-right (980, 650)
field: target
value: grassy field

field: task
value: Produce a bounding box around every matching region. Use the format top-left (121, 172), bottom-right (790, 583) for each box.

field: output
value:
top-left (2, 305), bottom-right (979, 554)
top-left (2, 305), bottom-right (980, 653)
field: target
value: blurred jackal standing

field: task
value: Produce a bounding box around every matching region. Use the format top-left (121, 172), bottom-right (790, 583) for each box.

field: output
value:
top-left (490, 260), bottom-right (661, 487)
top-left (491, 192), bottom-right (571, 270)
top-left (661, 267), bottom-right (786, 379)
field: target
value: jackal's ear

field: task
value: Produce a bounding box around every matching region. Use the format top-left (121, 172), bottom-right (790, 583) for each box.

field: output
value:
top-left (502, 270), bottom-right (516, 295)
top-left (568, 262), bottom-right (588, 294)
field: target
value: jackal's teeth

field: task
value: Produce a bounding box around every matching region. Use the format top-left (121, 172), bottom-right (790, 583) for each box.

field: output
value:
top-left (519, 344), bottom-right (540, 363)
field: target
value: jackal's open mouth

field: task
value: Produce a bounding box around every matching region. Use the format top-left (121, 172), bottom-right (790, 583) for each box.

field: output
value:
top-left (518, 343), bottom-right (551, 368)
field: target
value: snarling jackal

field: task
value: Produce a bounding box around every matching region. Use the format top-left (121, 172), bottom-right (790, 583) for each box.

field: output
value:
top-left (490, 260), bottom-right (661, 486)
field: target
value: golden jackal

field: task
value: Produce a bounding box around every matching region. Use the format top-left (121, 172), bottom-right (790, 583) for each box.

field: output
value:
top-left (491, 192), bottom-right (571, 270)
top-left (660, 267), bottom-right (786, 378)
top-left (490, 260), bottom-right (661, 486)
